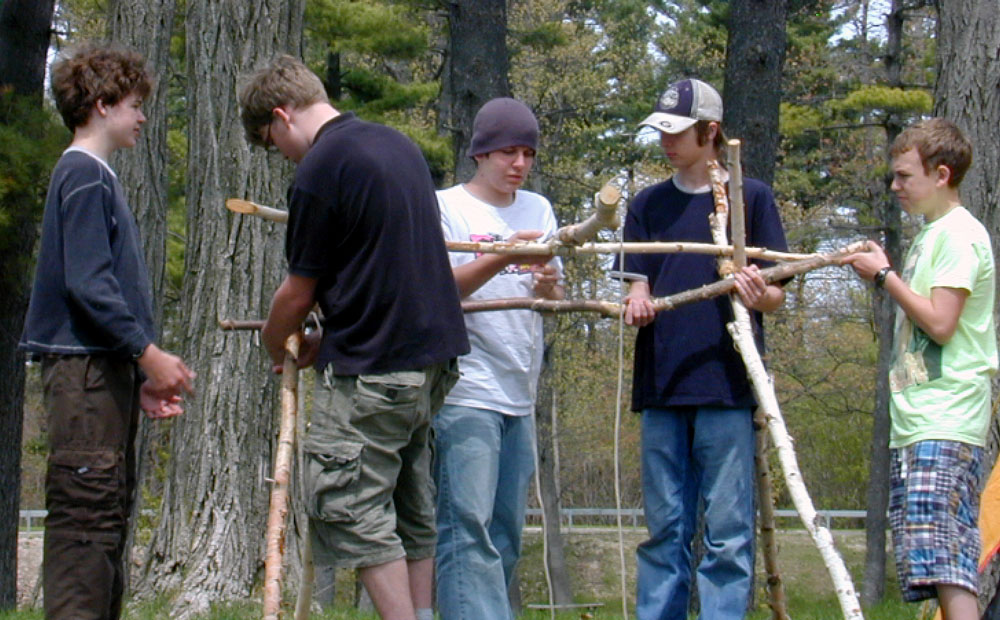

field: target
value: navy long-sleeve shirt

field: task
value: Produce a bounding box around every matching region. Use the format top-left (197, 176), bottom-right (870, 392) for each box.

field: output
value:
top-left (20, 148), bottom-right (155, 359)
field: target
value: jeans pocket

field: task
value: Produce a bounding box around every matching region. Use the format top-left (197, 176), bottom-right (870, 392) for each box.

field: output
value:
top-left (303, 439), bottom-right (364, 522)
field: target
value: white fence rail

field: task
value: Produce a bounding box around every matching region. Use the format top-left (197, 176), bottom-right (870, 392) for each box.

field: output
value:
top-left (21, 507), bottom-right (870, 531)
top-left (524, 507), bottom-right (868, 528)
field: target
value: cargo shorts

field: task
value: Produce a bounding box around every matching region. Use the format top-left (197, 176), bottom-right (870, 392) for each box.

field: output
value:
top-left (305, 359), bottom-right (458, 568)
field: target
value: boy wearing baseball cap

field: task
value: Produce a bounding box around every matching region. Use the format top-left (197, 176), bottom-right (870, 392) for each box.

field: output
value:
top-left (434, 97), bottom-right (564, 620)
top-left (619, 79), bottom-right (789, 619)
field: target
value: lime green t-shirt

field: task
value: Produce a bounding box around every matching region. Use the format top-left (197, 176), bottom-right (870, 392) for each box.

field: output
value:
top-left (889, 206), bottom-right (997, 448)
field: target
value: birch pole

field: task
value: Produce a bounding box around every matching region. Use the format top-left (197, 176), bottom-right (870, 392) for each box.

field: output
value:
top-left (263, 333), bottom-right (301, 620)
top-left (724, 140), bottom-right (788, 620)
top-left (707, 160), bottom-right (863, 620)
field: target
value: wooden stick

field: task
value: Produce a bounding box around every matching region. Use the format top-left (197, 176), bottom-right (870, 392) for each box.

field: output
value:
top-left (709, 162), bottom-right (864, 620)
top-left (554, 181), bottom-right (621, 244)
top-left (263, 333), bottom-right (301, 620)
top-left (755, 408), bottom-right (789, 619)
top-left (728, 141), bottom-right (747, 271)
top-left (223, 196), bottom-right (818, 261)
top-left (219, 244), bottom-right (865, 329)
top-left (444, 240), bottom-right (815, 261)
top-left (227, 198), bottom-right (289, 223)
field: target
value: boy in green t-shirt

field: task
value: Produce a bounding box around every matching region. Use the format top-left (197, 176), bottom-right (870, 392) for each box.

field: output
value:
top-left (846, 118), bottom-right (997, 619)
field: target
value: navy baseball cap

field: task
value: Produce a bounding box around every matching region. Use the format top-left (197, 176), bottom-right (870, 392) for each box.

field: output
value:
top-left (639, 79), bottom-right (723, 134)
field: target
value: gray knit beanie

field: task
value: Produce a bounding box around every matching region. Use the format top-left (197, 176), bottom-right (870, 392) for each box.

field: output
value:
top-left (467, 97), bottom-right (539, 158)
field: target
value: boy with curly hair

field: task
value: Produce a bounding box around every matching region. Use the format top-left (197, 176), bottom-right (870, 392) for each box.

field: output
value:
top-left (20, 43), bottom-right (195, 619)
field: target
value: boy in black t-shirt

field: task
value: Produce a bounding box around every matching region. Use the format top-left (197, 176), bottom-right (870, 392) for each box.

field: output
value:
top-left (240, 55), bottom-right (468, 620)
top-left (620, 79), bottom-right (788, 619)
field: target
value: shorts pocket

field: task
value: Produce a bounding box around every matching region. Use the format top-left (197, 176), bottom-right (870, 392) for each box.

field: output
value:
top-left (430, 359), bottom-right (460, 412)
top-left (353, 371), bottom-right (425, 416)
top-left (303, 439), bottom-right (364, 522)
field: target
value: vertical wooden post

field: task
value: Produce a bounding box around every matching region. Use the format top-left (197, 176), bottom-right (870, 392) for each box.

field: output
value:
top-left (728, 140), bottom-right (747, 271)
top-left (263, 333), bottom-right (301, 620)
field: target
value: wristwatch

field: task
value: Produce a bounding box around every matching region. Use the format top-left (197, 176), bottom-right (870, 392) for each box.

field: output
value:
top-left (874, 266), bottom-right (893, 288)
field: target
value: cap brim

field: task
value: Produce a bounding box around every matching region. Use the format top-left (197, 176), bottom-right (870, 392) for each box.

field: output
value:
top-left (638, 112), bottom-right (698, 134)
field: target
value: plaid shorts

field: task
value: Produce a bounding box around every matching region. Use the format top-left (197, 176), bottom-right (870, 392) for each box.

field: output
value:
top-left (889, 440), bottom-right (984, 602)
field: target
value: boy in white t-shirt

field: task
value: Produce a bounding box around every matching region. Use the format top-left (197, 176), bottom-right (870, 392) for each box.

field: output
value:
top-left (845, 118), bottom-right (997, 620)
top-left (434, 98), bottom-right (564, 620)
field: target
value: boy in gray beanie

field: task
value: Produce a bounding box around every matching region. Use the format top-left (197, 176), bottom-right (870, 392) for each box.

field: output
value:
top-left (434, 97), bottom-right (563, 620)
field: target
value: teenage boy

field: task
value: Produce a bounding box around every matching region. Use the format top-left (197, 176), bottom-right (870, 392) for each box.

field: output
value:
top-left (619, 78), bottom-right (788, 619)
top-left (434, 97), bottom-right (564, 620)
top-left (239, 55), bottom-right (469, 620)
top-left (19, 44), bottom-right (195, 620)
top-left (844, 118), bottom-right (996, 620)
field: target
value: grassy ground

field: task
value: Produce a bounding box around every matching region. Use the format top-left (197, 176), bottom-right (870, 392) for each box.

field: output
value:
top-left (5, 528), bottom-right (936, 619)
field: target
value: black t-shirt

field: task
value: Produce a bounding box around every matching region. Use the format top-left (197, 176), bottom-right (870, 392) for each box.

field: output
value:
top-left (620, 177), bottom-right (788, 411)
top-left (285, 113), bottom-right (469, 375)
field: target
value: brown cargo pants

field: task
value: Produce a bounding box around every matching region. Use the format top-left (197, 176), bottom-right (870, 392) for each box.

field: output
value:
top-left (41, 355), bottom-right (140, 620)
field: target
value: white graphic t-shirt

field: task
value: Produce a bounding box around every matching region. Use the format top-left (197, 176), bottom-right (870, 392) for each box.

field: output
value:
top-left (439, 184), bottom-right (562, 416)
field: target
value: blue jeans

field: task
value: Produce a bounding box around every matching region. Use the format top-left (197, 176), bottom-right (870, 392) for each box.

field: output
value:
top-left (433, 405), bottom-right (536, 620)
top-left (637, 407), bottom-right (755, 620)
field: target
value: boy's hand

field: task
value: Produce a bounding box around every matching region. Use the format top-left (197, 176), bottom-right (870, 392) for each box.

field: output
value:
top-left (531, 264), bottom-right (561, 298)
top-left (624, 281), bottom-right (656, 327)
top-left (843, 240), bottom-right (891, 281)
top-left (271, 329), bottom-right (322, 374)
top-left (507, 230), bottom-right (551, 266)
top-left (733, 265), bottom-right (767, 309)
top-left (140, 382), bottom-right (184, 419)
top-left (137, 344), bottom-right (196, 397)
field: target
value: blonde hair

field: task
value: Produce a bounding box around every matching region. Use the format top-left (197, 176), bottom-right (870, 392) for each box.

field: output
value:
top-left (239, 55), bottom-right (329, 147)
top-left (890, 117), bottom-right (972, 188)
top-left (50, 43), bottom-right (153, 131)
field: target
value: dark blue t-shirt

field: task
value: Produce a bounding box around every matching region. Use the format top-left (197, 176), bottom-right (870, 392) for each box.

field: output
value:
top-left (286, 113), bottom-right (469, 375)
top-left (620, 177), bottom-right (788, 411)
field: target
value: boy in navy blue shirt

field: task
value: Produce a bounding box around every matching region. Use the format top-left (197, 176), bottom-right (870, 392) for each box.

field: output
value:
top-left (20, 44), bottom-right (194, 619)
top-left (620, 79), bottom-right (788, 619)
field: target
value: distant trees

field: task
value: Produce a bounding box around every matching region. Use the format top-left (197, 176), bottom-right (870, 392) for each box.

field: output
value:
top-left (0, 0), bottom-right (58, 610)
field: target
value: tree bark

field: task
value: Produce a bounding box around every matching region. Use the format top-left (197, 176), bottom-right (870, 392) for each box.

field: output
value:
top-left (933, 0), bottom-right (1000, 610)
top-left (443, 0), bottom-right (510, 182)
top-left (134, 2), bottom-right (304, 616)
top-left (723, 0), bottom-right (786, 186)
top-left (106, 0), bottom-right (177, 598)
top-left (861, 0), bottom-right (905, 607)
top-left (0, 0), bottom-right (55, 610)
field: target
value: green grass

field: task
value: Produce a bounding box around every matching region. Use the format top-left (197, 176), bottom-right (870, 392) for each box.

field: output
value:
top-left (6, 528), bottom-right (932, 619)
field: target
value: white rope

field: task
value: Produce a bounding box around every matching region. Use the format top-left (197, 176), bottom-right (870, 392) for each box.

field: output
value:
top-left (613, 236), bottom-right (630, 619)
top-left (528, 299), bottom-right (556, 620)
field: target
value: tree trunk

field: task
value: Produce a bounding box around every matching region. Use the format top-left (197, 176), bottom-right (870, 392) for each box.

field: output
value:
top-left (134, 2), bottom-right (304, 616)
top-left (443, 0), bottom-right (510, 182)
top-left (0, 0), bottom-right (56, 610)
top-left (106, 0), bottom-right (177, 597)
top-left (534, 332), bottom-right (574, 605)
top-left (722, 0), bottom-right (786, 186)
top-left (862, 0), bottom-right (905, 607)
top-left (933, 0), bottom-right (1000, 610)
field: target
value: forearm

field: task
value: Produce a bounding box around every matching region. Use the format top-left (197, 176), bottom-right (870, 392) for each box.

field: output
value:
top-left (262, 277), bottom-right (316, 364)
top-left (453, 254), bottom-right (512, 298)
top-left (883, 273), bottom-right (964, 344)
top-left (748, 284), bottom-right (785, 313)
